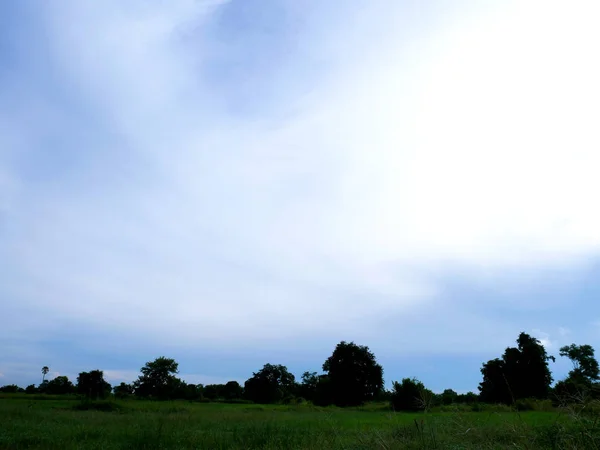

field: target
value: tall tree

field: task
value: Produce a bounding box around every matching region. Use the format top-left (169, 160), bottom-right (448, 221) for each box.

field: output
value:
top-left (243, 364), bottom-right (296, 404)
top-left (479, 332), bottom-right (554, 404)
top-left (479, 358), bottom-right (512, 404)
top-left (513, 332), bottom-right (555, 399)
top-left (133, 356), bottom-right (181, 399)
top-left (559, 344), bottom-right (600, 382)
top-left (41, 366), bottom-right (49, 383)
top-left (322, 341), bottom-right (384, 407)
top-left (77, 370), bottom-right (111, 399)
top-left (554, 344), bottom-right (600, 402)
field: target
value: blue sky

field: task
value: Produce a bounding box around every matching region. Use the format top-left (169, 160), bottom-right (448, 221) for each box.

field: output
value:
top-left (2, 0), bottom-right (600, 393)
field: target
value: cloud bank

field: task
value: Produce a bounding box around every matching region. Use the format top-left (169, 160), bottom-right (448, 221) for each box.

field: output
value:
top-left (2, 0), bottom-right (600, 386)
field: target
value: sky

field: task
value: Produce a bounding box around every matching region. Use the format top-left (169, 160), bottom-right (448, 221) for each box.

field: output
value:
top-left (2, 0), bottom-right (600, 393)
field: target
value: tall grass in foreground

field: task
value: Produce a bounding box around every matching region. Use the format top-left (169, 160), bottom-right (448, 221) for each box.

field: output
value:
top-left (1, 397), bottom-right (599, 449)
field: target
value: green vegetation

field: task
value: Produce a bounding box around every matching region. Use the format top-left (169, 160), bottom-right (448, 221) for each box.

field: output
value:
top-left (2, 397), bottom-right (600, 449)
top-left (2, 331), bottom-right (600, 448)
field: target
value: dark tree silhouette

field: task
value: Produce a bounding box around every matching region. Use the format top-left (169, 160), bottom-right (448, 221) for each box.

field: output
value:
top-left (313, 374), bottom-right (336, 406)
top-left (441, 388), bottom-right (459, 405)
top-left (113, 382), bottom-right (134, 398)
top-left (559, 344), bottom-right (600, 382)
top-left (169, 379), bottom-right (200, 400)
top-left (298, 371), bottom-right (319, 402)
top-left (243, 363), bottom-right (295, 404)
top-left (202, 382), bottom-right (243, 401)
top-left (0, 384), bottom-right (23, 393)
top-left (223, 381), bottom-right (243, 401)
top-left (322, 341), bottom-right (384, 407)
top-left (41, 366), bottom-right (49, 383)
top-left (77, 370), bottom-right (111, 399)
top-left (456, 391), bottom-right (479, 404)
top-left (390, 378), bottom-right (433, 411)
top-left (479, 332), bottom-right (554, 404)
top-left (133, 356), bottom-right (181, 399)
top-left (45, 376), bottom-right (75, 395)
top-left (554, 344), bottom-right (600, 402)
top-left (203, 384), bottom-right (223, 400)
top-left (479, 358), bottom-right (511, 404)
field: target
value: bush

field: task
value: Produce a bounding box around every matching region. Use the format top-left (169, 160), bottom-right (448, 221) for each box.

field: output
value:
top-left (390, 378), bottom-right (433, 412)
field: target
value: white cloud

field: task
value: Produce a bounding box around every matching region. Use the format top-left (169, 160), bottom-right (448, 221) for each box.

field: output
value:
top-left (532, 329), bottom-right (555, 349)
top-left (102, 370), bottom-right (140, 385)
top-left (559, 327), bottom-right (571, 337)
top-left (2, 0), bottom-right (600, 354)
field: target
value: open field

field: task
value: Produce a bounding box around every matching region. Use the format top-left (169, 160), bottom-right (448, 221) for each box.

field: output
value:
top-left (1, 397), bottom-right (599, 449)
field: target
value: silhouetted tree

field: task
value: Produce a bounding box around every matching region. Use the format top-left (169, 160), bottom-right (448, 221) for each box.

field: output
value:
top-left (441, 388), bottom-right (459, 405)
top-left (41, 366), bottom-right (49, 383)
top-left (244, 363), bottom-right (295, 404)
top-left (203, 384), bottom-right (223, 400)
top-left (113, 382), bottom-right (134, 399)
top-left (313, 375), bottom-right (335, 406)
top-left (374, 388), bottom-right (392, 402)
top-left (45, 376), bottom-right (75, 395)
top-left (77, 370), bottom-right (111, 399)
top-left (479, 358), bottom-right (512, 404)
top-left (25, 384), bottom-right (37, 394)
top-left (559, 344), bottom-right (600, 382)
top-left (322, 341), bottom-right (384, 406)
top-left (133, 356), bottom-right (181, 400)
top-left (479, 332), bottom-right (554, 404)
top-left (0, 384), bottom-right (23, 393)
top-left (456, 391), bottom-right (479, 404)
top-left (223, 381), bottom-right (243, 401)
top-left (298, 371), bottom-right (319, 402)
top-left (390, 378), bottom-right (433, 411)
top-left (37, 380), bottom-right (49, 394)
top-left (204, 382), bottom-right (243, 401)
top-left (554, 344), bottom-right (600, 402)
top-left (175, 383), bottom-right (203, 401)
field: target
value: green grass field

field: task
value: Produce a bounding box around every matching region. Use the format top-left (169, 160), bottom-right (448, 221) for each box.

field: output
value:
top-left (1, 396), bottom-right (599, 449)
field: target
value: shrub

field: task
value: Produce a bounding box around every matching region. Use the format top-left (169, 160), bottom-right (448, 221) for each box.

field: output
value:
top-left (390, 378), bottom-right (433, 412)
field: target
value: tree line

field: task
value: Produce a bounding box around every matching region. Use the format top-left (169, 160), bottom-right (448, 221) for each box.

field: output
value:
top-left (2, 332), bottom-right (598, 410)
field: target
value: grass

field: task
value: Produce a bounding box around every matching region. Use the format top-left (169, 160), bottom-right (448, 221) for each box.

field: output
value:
top-left (1, 397), bottom-right (599, 449)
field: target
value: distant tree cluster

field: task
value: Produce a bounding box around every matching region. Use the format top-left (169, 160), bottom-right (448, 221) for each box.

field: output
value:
top-left (479, 332), bottom-right (555, 404)
top-left (2, 332), bottom-right (598, 410)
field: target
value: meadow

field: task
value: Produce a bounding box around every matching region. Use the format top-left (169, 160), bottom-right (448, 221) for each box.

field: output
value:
top-left (1, 395), bottom-right (599, 449)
